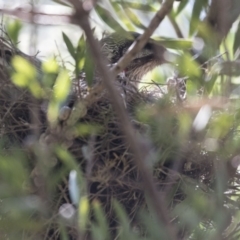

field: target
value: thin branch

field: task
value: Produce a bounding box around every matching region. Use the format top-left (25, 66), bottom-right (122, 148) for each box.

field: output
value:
top-left (67, 0), bottom-right (178, 239)
top-left (0, 7), bottom-right (73, 25)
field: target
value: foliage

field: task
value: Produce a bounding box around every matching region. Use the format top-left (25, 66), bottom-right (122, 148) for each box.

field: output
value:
top-left (0, 0), bottom-right (240, 240)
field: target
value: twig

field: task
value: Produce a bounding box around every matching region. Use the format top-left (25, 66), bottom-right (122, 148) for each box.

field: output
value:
top-left (67, 0), bottom-right (178, 239)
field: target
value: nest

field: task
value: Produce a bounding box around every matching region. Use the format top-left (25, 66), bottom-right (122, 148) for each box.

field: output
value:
top-left (0, 32), bottom-right (238, 240)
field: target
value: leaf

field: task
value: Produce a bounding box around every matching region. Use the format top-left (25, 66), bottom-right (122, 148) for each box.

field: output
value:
top-left (124, 8), bottom-right (146, 29)
top-left (52, 0), bottom-right (71, 7)
top-left (62, 32), bottom-right (76, 59)
top-left (154, 38), bottom-right (193, 50)
top-left (92, 200), bottom-right (110, 240)
top-left (6, 19), bottom-right (22, 45)
top-left (176, 0), bottom-right (188, 16)
top-left (42, 58), bottom-right (59, 74)
top-left (189, 0), bottom-right (208, 36)
top-left (114, 1), bottom-right (157, 12)
top-left (113, 200), bottom-right (138, 240)
top-left (53, 69), bottom-right (71, 102)
top-left (234, 21), bottom-right (240, 54)
top-left (11, 56), bottom-right (44, 98)
top-left (12, 55), bottom-right (36, 80)
top-left (76, 35), bottom-right (86, 75)
top-left (95, 4), bottom-right (125, 32)
top-left (177, 53), bottom-right (201, 78)
top-left (84, 49), bottom-right (94, 86)
top-left (78, 196), bottom-right (90, 231)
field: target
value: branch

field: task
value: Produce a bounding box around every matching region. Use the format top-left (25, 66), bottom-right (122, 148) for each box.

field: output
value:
top-left (111, 0), bottom-right (175, 75)
top-left (0, 7), bottom-right (72, 25)
top-left (67, 0), bottom-right (178, 239)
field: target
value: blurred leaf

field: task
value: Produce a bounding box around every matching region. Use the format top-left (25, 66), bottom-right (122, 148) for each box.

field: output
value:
top-left (84, 49), bottom-right (94, 86)
top-left (234, 21), bottom-right (240, 54)
top-left (177, 53), bottom-right (201, 78)
top-left (62, 32), bottom-right (76, 59)
top-left (0, 152), bottom-right (30, 197)
top-left (91, 225), bottom-right (107, 240)
top-left (208, 61), bottom-right (240, 76)
top-left (52, 0), bottom-right (71, 7)
top-left (12, 56), bottom-right (36, 82)
top-left (55, 147), bottom-right (86, 193)
top-left (139, 209), bottom-right (168, 239)
top-left (73, 123), bottom-right (102, 137)
top-left (189, 0), bottom-right (208, 36)
top-left (60, 225), bottom-right (70, 240)
top-left (209, 113), bottom-right (234, 139)
top-left (124, 8), bottom-right (146, 29)
top-left (11, 56), bottom-right (44, 98)
top-left (176, 0), bottom-right (189, 16)
top-left (1, 195), bottom-right (42, 214)
top-left (113, 200), bottom-right (138, 240)
top-left (111, 2), bottom-right (135, 31)
top-left (154, 38), bottom-right (192, 49)
top-left (92, 200), bottom-right (110, 240)
top-left (95, 4), bottom-right (125, 32)
top-left (53, 69), bottom-right (71, 102)
top-left (78, 196), bottom-right (90, 231)
top-left (47, 101), bottom-right (59, 122)
top-left (76, 35), bottom-right (86, 76)
top-left (114, 1), bottom-right (157, 11)
top-left (66, 101), bottom-right (87, 126)
top-left (42, 58), bottom-right (59, 74)
top-left (6, 19), bottom-right (22, 45)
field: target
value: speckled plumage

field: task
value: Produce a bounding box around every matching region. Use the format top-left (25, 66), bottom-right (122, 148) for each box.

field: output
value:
top-left (100, 32), bottom-right (167, 85)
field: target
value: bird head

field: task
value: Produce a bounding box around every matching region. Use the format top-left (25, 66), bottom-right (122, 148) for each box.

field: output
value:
top-left (100, 32), bottom-right (168, 84)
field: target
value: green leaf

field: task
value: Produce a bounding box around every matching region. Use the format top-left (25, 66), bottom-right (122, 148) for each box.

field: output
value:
top-left (12, 55), bottom-right (36, 80)
top-left (6, 19), bottom-right (22, 45)
top-left (189, 0), bottom-right (208, 36)
top-left (177, 53), bottom-right (201, 78)
top-left (62, 32), bottom-right (76, 59)
top-left (78, 196), bottom-right (90, 232)
top-left (92, 200), bottom-right (110, 240)
top-left (95, 4), bottom-right (125, 32)
top-left (154, 38), bottom-right (192, 50)
top-left (52, 0), bottom-right (71, 7)
top-left (76, 35), bottom-right (86, 76)
top-left (114, 1), bottom-right (157, 12)
top-left (42, 58), bottom-right (59, 74)
top-left (234, 21), bottom-right (240, 54)
top-left (53, 69), bottom-right (71, 102)
top-left (11, 56), bottom-right (44, 98)
top-left (176, 0), bottom-right (188, 16)
top-left (113, 200), bottom-right (138, 240)
top-left (111, 2), bottom-right (135, 31)
top-left (84, 49), bottom-right (94, 86)
top-left (124, 8), bottom-right (146, 29)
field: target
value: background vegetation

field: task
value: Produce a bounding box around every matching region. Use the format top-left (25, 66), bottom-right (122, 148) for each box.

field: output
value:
top-left (1, 0), bottom-right (240, 239)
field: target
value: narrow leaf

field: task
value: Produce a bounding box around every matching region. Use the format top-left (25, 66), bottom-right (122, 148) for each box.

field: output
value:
top-left (62, 32), bottom-right (76, 59)
top-left (234, 21), bottom-right (240, 54)
top-left (176, 0), bottom-right (188, 16)
top-left (124, 8), bottom-right (146, 29)
top-left (95, 4), bottom-right (125, 32)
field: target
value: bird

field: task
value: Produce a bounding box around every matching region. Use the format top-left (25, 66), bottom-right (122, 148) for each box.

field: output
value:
top-left (99, 32), bottom-right (168, 86)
